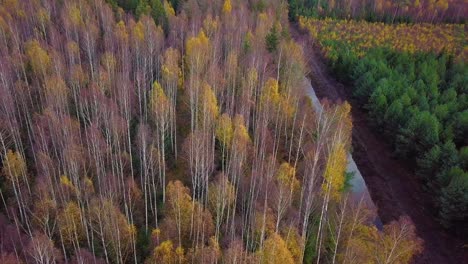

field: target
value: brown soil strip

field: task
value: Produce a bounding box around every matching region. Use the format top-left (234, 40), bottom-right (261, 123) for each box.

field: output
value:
top-left (290, 23), bottom-right (468, 264)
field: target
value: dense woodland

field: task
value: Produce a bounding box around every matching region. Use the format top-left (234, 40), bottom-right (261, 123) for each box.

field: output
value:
top-left (289, 0), bottom-right (467, 23)
top-left (0, 0), bottom-right (425, 263)
top-left (301, 16), bottom-right (468, 234)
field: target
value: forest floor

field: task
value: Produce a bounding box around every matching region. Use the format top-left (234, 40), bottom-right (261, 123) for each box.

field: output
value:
top-left (290, 24), bottom-right (468, 264)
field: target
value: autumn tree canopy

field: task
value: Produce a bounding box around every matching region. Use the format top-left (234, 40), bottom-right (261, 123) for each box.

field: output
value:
top-left (0, 0), bottom-right (425, 263)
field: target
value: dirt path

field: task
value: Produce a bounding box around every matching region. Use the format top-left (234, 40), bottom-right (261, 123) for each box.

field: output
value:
top-left (290, 24), bottom-right (468, 264)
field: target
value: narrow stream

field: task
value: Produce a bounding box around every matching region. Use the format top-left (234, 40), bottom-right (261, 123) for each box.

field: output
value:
top-left (305, 78), bottom-right (383, 229)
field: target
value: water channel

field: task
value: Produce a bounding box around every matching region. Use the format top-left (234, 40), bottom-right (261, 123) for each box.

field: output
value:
top-left (305, 77), bottom-right (383, 229)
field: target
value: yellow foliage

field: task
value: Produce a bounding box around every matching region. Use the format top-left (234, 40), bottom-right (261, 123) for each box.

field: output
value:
top-left (203, 15), bottom-right (219, 37)
top-left (340, 216), bottom-right (423, 263)
top-left (186, 236), bottom-right (221, 263)
top-left (37, 8), bottom-right (50, 25)
top-left (208, 174), bottom-right (236, 221)
top-left (66, 41), bottom-right (80, 58)
top-left (151, 81), bottom-right (166, 101)
top-left (132, 21), bottom-right (145, 42)
top-left (69, 5), bottom-right (82, 26)
top-left (279, 95), bottom-right (296, 120)
top-left (186, 30), bottom-right (210, 61)
top-left (152, 228), bottom-right (161, 238)
top-left (151, 240), bottom-right (181, 264)
top-left (338, 102), bottom-right (353, 146)
top-left (163, 181), bottom-right (196, 246)
top-left (196, 30), bottom-right (209, 47)
top-left (164, 1), bottom-right (175, 17)
top-left (89, 199), bottom-right (136, 262)
top-left (341, 224), bottom-right (379, 263)
top-left (260, 78), bottom-right (280, 107)
top-left (281, 40), bottom-right (306, 92)
top-left (274, 21), bottom-right (283, 35)
top-left (276, 162), bottom-right (299, 192)
top-left (322, 142), bottom-right (347, 201)
top-left (282, 226), bottom-right (304, 264)
top-left (246, 67), bottom-right (258, 87)
top-left (115, 20), bottom-right (129, 43)
top-left (44, 75), bottom-right (68, 100)
top-left (258, 12), bottom-right (268, 24)
top-left (216, 113), bottom-right (234, 147)
top-left (166, 181), bottom-right (193, 214)
top-left (209, 236), bottom-right (221, 253)
top-left (60, 175), bottom-right (73, 188)
top-left (150, 81), bottom-right (170, 122)
top-left (25, 40), bottom-right (50, 76)
top-left (166, 181), bottom-right (214, 247)
top-left (101, 52), bottom-right (116, 72)
top-left (175, 246), bottom-right (185, 259)
top-left (186, 30), bottom-right (211, 75)
top-left (233, 115), bottom-right (251, 145)
top-left (84, 176), bottom-right (94, 194)
top-left (436, 0), bottom-right (448, 11)
top-left (127, 224), bottom-right (137, 237)
top-left (223, 0), bottom-right (232, 14)
top-left (58, 201), bottom-right (85, 247)
top-left (254, 208), bottom-right (276, 237)
top-left (376, 217), bottom-right (423, 263)
top-left (162, 48), bottom-right (181, 87)
top-left (201, 83), bottom-right (219, 120)
top-left (258, 233), bottom-right (295, 264)
top-left (300, 17), bottom-right (466, 61)
top-left (2, 149), bottom-right (26, 183)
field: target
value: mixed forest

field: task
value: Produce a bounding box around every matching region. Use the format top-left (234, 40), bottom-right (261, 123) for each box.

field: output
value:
top-left (300, 7), bottom-right (468, 235)
top-left (289, 0), bottom-right (467, 23)
top-left (0, 0), bottom-right (427, 263)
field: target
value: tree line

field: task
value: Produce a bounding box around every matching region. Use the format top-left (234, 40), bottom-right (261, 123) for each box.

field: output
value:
top-left (301, 18), bottom-right (468, 235)
top-left (288, 0), bottom-right (467, 23)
